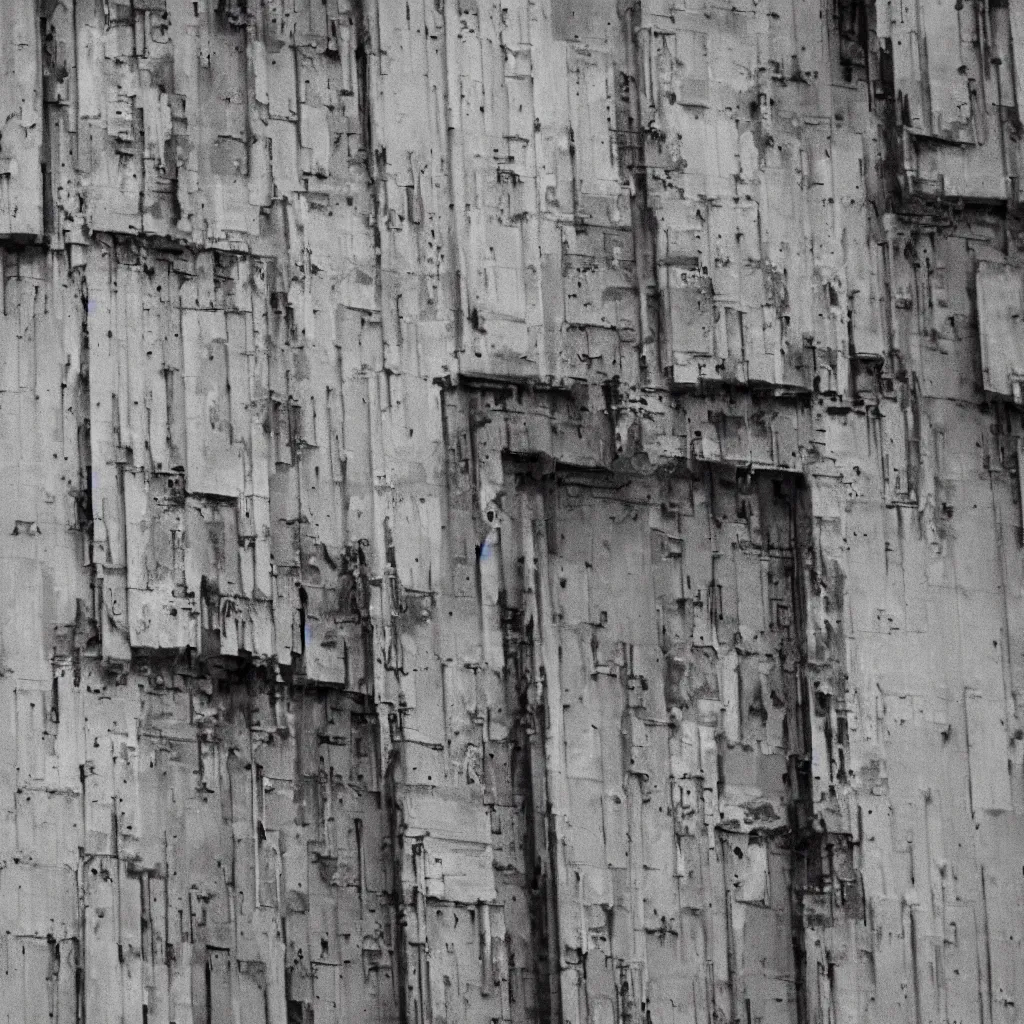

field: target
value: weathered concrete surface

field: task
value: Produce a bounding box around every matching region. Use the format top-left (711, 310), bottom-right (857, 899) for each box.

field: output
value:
top-left (1, 0), bottom-right (1024, 1022)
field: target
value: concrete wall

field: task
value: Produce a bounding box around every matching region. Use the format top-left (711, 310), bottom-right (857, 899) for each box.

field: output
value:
top-left (1, 0), bottom-right (1024, 1022)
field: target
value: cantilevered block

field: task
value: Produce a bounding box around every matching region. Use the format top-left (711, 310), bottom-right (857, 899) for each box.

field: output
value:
top-left (0, 2), bottom-right (42, 238)
top-left (977, 261), bottom-right (1024, 403)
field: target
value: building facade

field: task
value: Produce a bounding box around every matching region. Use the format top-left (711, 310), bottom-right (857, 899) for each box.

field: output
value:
top-left (1, 0), bottom-right (1024, 1022)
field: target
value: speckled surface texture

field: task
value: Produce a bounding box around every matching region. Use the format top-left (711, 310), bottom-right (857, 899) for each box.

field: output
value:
top-left (2, 1), bottom-right (1024, 1022)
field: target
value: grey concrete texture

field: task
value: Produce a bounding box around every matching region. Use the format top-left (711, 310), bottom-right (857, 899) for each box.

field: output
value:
top-left (0, 0), bottom-right (1023, 1022)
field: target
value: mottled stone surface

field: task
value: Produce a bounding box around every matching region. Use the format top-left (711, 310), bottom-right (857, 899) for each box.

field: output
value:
top-left (1, 1), bottom-right (1024, 1022)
